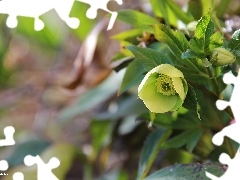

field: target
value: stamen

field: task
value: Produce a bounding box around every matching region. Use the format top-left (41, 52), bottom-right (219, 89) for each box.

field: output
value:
top-left (155, 74), bottom-right (176, 96)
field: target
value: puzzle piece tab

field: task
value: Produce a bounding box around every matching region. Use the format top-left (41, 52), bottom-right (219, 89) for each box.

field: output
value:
top-left (77, 0), bottom-right (123, 30)
top-left (0, 126), bottom-right (15, 147)
top-left (24, 155), bottom-right (60, 180)
top-left (0, 0), bottom-right (122, 31)
top-left (206, 148), bottom-right (240, 179)
top-left (0, 0), bottom-right (79, 31)
top-left (207, 69), bottom-right (240, 180)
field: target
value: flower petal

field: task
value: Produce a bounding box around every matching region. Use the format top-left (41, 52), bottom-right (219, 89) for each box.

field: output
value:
top-left (156, 64), bottom-right (184, 78)
top-left (172, 77), bottom-right (185, 100)
top-left (139, 75), bottom-right (178, 113)
top-left (138, 72), bottom-right (158, 94)
top-left (171, 96), bottom-right (183, 111)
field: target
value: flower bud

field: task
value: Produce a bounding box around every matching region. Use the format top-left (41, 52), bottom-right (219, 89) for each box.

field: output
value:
top-left (212, 48), bottom-right (235, 66)
top-left (187, 21), bottom-right (198, 36)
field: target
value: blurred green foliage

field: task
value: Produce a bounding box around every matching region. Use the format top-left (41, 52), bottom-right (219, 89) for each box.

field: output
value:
top-left (0, 0), bottom-right (239, 180)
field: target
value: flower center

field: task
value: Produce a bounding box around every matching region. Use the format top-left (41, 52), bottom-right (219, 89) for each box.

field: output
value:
top-left (155, 74), bottom-right (176, 96)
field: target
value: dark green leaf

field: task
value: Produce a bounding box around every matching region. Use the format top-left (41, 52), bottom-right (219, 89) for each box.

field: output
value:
top-left (186, 129), bottom-right (204, 152)
top-left (96, 95), bottom-right (148, 120)
top-left (118, 60), bottom-right (146, 94)
top-left (127, 46), bottom-right (173, 71)
top-left (57, 71), bottom-right (124, 124)
top-left (138, 129), bottom-right (172, 179)
top-left (112, 57), bottom-right (133, 72)
top-left (117, 10), bottom-right (159, 33)
top-left (153, 24), bottom-right (189, 57)
top-left (182, 84), bottom-right (201, 119)
top-left (145, 162), bottom-right (225, 180)
top-left (171, 114), bottom-right (201, 130)
top-left (4, 138), bottom-right (50, 167)
top-left (229, 29), bottom-right (240, 57)
top-left (176, 65), bottom-right (210, 84)
top-left (162, 129), bottom-right (202, 149)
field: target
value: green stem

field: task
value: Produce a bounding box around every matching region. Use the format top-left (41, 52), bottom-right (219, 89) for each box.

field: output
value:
top-left (148, 111), bottom-right (156, 129)
top-left (206, 67), bottom-right (220, 96)
top-left (212, 12), bottom-right (224, 35)
top-left (84, 163), bottom-right (93, 180)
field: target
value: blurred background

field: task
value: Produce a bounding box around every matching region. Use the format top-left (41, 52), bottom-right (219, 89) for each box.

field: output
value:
top-left (0, 0), bottom-right (239, 179)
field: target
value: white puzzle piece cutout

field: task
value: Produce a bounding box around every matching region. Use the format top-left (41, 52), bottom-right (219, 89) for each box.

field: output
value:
top-left (0, 126), bottom-right (15, 146)
top-left (206, 149), bottom-right (240, 180)
top-left (0, 0), bottom-right (122, 31)
top-left (0, 160), bottom-right (8, 176)
top-left (24, 155), bottom-right (60, 180)
top-left (0, 0), bottom-right (79, 31)
top-left (206, 69), bottom-right (240, 179)
top-left (13, 172), bottom-right (24, 180)
top-left (77, 0), bottom-right (123, 30)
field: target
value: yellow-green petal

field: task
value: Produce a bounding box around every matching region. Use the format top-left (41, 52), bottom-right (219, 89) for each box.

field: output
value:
top-left (138, 75), bottom-right (178, 113)
top-left (171, 96), bottom-right (183, 111)
top-left (172, 77), bottom-right (185, 100)
top-left (156, 64), bottom-right (184, 78)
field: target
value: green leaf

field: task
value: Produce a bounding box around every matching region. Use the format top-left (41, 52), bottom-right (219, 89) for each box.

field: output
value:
top-left (171, 113), bottom-right (201, 130)
top-left (96, 95), bottom-right (147, 120)
top-left (150, 0), bottom-right (177, 26)
top-left (162, 128), bottom-right (203, 150)
top-left (215, 0), bottom-right (232, 17)
top-left (145, 162), bottom-right (225, 180)
top-left (117, 10), bottom-right (159, 33)
top-left (3, 138), bottom-right (50, 167)
top-left (112, 57), bottom-right (133, 72)
top-left (188, 0), bottom-right (212, 20)
top-left (167, 0), bottom-right (194, 24)
top-left (182, 84), bottom-right (200, 119)
top-left (127, 46), bottom-right (173, 71)
top-left (188, 0), bottom-right (203, 20)
top-left (176, 65), bottom-right (210, 84)
top-left (189, 38), bottom-right (205, 56)
top-left (186, 129), bottom-right (204, 152)
top-left (195, 13), bottom-right (214, 47)
top-left (90, 120), bottom-right (112, 152)
top-left (153, 24), bottom-right (189, 58)
top-left (209, 31), bottom-right (223, 51)
top-left (57, 71), bottom-right (124, 124)
top-left (111, 29), bottom-right (143, 41)
top-left (137, 129), bottom-right (172, 180)
top-left (228, 29), bottom-right (240, 57)
top-left (118, 60), bottom-right (146, 94)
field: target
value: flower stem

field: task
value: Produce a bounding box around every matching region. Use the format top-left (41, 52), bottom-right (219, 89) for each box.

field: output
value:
top-left (206, 67), bottom-right (220, 96)
top-left (148, 112), bottom-right (156, 129)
